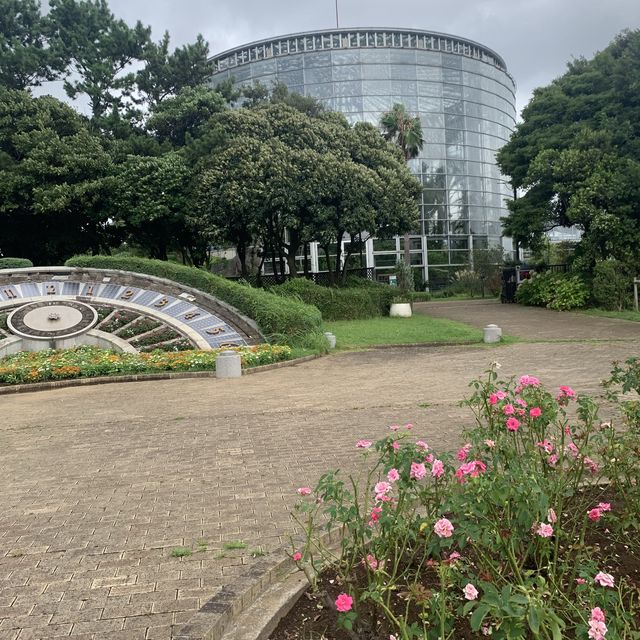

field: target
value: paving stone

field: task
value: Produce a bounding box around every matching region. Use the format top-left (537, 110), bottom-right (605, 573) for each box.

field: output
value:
top-left (0, 309), bottom-right (637, 639)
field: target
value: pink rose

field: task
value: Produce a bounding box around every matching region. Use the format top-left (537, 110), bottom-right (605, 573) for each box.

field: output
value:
top-left (434, 517), bottom-right (454, 538)
top-left (529, 407), bottom-right (542, 418)
top-left (591, 607), bottom-right (605, 622)
top-left (335, 593), bottom-right (353, 612)
top-left (548, 454), bottom-right (559, 466)
top-left (519, 375), bottom-right (540, 387)
top-left (598, 502), bottom-right (611, 512)
top-left (431, 459), bottom-right (444, 479)
top-left (457, 443), bottom-right (472, 461)
top-left (389, 424), bottom-right (400, 431)
top-left (589, 608), bottom-right (607, 640)
top-left (369, 506), bottom-right (382, 525)
top-left (515, 398), bottom-right (527, 407)
top-left (496, 390), bottom-right (507, 400)
top-left (374, 481), bottom-right (392, 496)
top-left (405, 423), bottom-right (413, 430)
top-left (536, 523), bottom-right (553, 538)
top-left (292, 552), bottom-right (302, 562)
top-left (463, 583), bottom-right (479, 600)
top-left (506, 417), bottom-right (520, 431)
top-left (503, 403), bottom-right (515, 415)
top-left (594, 572), bottom-right (615, 588)
top-left (392, 441), bottom-right (400, 451)
top-left (415, 440), bottom-right (429, 450)
top-left (387, 468), bottom-right (400, 483)
top-left (410, 462), bottom-right (427, 480)
top-left (576, 578), bottom-right (586, 585)
top-left (356, 440), bottom-right (372, 449)
top-left (588, 508), bottom-right (602, 522)
top-left (489, 393), bottom-right (499, 405)
top-left (297, 487), bottom-right (312, 496)
top-left (365, 554), bottom-right (378, 570)
top-left (536, 440), bottom-right (553, 453)
top-left (484, 439), bottom-right (496, 448)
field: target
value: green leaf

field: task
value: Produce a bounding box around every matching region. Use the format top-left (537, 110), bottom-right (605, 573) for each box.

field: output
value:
top-left (527, 607), bottom-right (540, 635)
top-left (470, 605), bottom-right (490, 631)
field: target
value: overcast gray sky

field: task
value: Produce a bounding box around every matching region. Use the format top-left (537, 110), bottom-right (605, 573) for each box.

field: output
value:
top-left (44, 0), bottom-right (640, 116)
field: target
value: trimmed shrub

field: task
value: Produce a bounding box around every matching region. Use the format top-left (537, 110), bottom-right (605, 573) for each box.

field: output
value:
top-left (516, 270), bottom-right (589, 311)
top-left (64, 256), bottom-right (322, 346)
top-left (272, 278), bottom-right (394, 320)
top-left (593, 259), bottom-right (632, 311)
top-left (0, 257), bottom-right (33, 269)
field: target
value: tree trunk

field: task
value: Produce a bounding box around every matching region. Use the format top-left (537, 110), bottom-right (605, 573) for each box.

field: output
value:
top-left (237, 243), bottom-right (247, 278)
top-left (403, 232), bottom-right (411, 267)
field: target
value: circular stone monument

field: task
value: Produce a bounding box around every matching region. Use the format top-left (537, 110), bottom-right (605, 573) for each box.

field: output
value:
top-left (8, 301), bottom-right (98, 341)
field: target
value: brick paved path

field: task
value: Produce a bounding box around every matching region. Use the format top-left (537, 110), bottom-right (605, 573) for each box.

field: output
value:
top-left (415, 298), bottom-right (640, 341)
top-left (0, 323), bottom-right (638, 637)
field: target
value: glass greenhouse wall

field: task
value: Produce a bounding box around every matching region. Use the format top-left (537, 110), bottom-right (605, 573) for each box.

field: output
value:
top-left (209, 29), bottom-right (516, 288)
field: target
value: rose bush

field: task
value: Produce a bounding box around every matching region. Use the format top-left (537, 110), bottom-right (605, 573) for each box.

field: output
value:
top-left (292, 364), bottom-right (640, 639)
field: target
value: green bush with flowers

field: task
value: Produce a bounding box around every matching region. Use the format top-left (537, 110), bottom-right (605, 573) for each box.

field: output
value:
top-left (0, 344), bottom-right (292, 385)
top-left (291, 364), bottom-right (640, 639)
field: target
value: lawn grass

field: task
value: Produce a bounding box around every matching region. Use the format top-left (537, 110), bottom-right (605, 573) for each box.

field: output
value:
top-left (578, 308), bottom-right (640, 322)
top-left (324, 314), bottom-right (483, 349)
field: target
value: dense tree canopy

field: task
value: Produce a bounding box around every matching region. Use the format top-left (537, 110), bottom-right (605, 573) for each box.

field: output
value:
top-left (0, 1), bottom-right (422, 276)
top-left (497, 29), bottom-right (640, 275)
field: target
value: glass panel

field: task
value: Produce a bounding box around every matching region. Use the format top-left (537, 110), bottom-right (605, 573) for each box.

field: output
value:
top-left (422, 172), bottom-right (445, 188)
top-left (449, 250), bottom-right (469, 263)
top-left (333, 81), bottom-right (363, 97)
top-left (334, 96), bottom-right (363, 111)
top-left (361, 48), bottom-right (390, 63)
top-left (278, 70), bottom-right (303, 85)
top-left (421, 113), bottom-right (444, 128)
top-left (446, 144), bottom-right (464, 159)
top-left (304, 67), bottom-right (332, 84)
top-left (443, 67), bottom-right (462, 83)
top-left (441, 53), bottom-right (462, 69)
top-left (251, 59), bottom-right (277, 75)
top-left (333, 65), bottom-right (362, 80)
top-left (389, 49), bottom-right (416, 63)
top-left (332, 50), bottom-right (361, 64)
top-left (417, 81), bottom-right (442, 97)
top-left (427, 238), bottom-right (447, 250)
top-left (416, 51), bottom-right (442, 66)
top-left (362, 63), bottom-right (391, 79)
top-left (277, 56), bottom-right (303, 71)
top-left (389, 64), bottom-right (417, 80)
top-left (450, 237), bottom-right (469, 250)
top-left (410, 253), bottom-right (423, 265)
top-left (416, 65), bottom-right (442, 81)
top-left (471, 236), bottom-right (489, 249)
top-left (363, 95), bottom-right (393, 112)
top-left (422, 159), bottom-right (446, 174)
top-left (304, 51), bottom-right (332, 68)
top-left (417, 96), bottom-right (442, 112)
top-left (399, 237), bottom-right (423, 251)
top-left (423, 189), bottom-right (446, 204)
top-left (306, 83), bottom-right (333, 98)
top-left (373, 238), bottom-right (397, 251)
top-left (362, 80), bottom-right (392, 95)
top-left (391, 80), bottom-right (417, 95)
top-left (445, 129), bottom-right (464, 145)
top-left (443, 98), bottom-right (464, 114)
top-left (423, 129), bottom-right (445, 144)
top-left (374, 253), bottom-right (400, 267)
top-left (427, 250), bottom-right (448, 264)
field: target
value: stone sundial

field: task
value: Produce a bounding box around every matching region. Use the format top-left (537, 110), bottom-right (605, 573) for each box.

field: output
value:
top-left (7, 301), bottom-right (98, 340)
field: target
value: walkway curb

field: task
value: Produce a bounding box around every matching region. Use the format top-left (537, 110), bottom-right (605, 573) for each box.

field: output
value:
top-left (173, 529), bottom-right (339, 640)
top-left (0, 354), bottom-right (322, 395)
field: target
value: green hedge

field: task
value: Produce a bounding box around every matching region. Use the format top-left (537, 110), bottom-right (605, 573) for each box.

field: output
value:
top-left (515, 270), bottom-right (589, 311)
top-left (64, 256), bottom-right (322, 346)
top-left (0, 257), bottom-right (33, 269)
top-left (272, 278), bottom-right (395, 321)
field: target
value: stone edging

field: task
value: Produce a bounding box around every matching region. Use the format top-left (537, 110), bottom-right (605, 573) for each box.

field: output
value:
top-left (172, 528), bottom-right (340, 640)
top-left (0, 354), bottom-right (321, 395)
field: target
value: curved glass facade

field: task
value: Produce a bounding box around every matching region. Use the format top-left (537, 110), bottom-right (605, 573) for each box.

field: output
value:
top-left (209, 29), bottom-right (516, 286)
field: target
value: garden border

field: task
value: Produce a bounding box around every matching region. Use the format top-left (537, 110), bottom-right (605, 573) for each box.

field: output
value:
top-left (173, 528), bottom-right (340, 640)
top-left (0, 354), bottom-right (321, 395)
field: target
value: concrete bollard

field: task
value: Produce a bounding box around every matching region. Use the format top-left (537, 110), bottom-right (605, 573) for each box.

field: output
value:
top-left (324, 331), bottom-right (336, 349)
top-left (483, 324), bottom-right (502, 343)
top-left (215, 350), bottom-right (242, 378)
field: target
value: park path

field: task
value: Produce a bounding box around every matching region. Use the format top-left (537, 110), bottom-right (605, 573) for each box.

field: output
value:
top-left (415, 298), bottom-right (640, 341)
top-left (0, 312), bottom-right (638, 638)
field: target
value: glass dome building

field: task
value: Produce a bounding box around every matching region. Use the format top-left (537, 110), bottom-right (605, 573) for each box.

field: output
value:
top-left (208, 28), bottom-right (516, 287)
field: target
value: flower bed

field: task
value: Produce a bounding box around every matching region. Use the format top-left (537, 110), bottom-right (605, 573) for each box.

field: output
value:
top-left (285, 365), bottom-right (640, 639)
top-left (0, 344), bottom-right (292, 385)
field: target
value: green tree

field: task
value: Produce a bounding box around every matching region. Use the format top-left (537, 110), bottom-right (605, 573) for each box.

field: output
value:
top-left (497, 29), bottom-right (640, 277)
top-left (108, 152), bottom-right (202, 262)
top-left (0, 0), bottom-right (67, 89)
top-left (136, 32), bottom-right (213, 109)
top-left (380, 103), bottom-right (424, 266)
top-left (0, 89), bottom-right (114, 264)
top-left (48, 0), bottom-right (151, 123)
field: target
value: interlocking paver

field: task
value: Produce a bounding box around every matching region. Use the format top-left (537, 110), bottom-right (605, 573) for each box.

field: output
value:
top-left (0, 308), bottom-right (638, 638)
